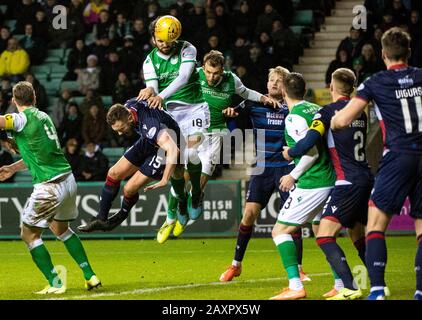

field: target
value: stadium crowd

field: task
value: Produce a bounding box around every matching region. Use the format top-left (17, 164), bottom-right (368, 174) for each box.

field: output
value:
top-left (0, 0), bottom-right (421, 182)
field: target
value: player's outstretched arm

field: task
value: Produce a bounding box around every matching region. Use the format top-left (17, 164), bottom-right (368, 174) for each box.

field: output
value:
top-left (0, 160), bottom-right (27, 181)
top-left (331, 98), bottom-right (367, 130)
top-left (144, 130), bottom-right (179, 191)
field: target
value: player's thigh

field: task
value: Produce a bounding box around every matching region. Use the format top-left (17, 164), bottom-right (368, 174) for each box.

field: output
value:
top-left (54, 173), bottom-right (78, 224)
top-left (321, 184), bottom-right (371, 229)
top-left (49, 220), bottom-right (70, 237)
top-left (124, 171), bottom-right (154, 196)
top-left (113, 154), bottom-right (142, 180)
top-left (198, 134), bottom-right (222, 177)
top-left (246, 168), bottom-right (274, 209)
top-left (21, 180), bottom-right (63, 229)
top-left (169, 103), bottom-right (210, 138)
top-left (408, 156), bottom-right (422, 219)
top-left (138, 151), bottom-right (166, 181)
top-left (415, 219), bottom-right (422, 237)
top-left (370, 151), bottom-right (419, 216)
top-left (317, 218), bottom-right (342, 238)
top-left (275, 165), bottom-right (295, 207)
top-left (277, 186), bottom-right (332, 227)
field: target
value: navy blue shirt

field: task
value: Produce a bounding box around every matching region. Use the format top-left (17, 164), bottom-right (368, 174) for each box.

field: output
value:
top-left (356, 64), bottom-right (422, 155)
top-left (124, 98), bottom-right (181, 148)
top-left (235, 100), bottom-right (289, 167)
top-left (317, 99), bottom-right (373, 186)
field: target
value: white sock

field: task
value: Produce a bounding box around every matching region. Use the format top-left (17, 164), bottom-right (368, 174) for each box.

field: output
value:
top-left (371, 286), bottom-right (385, 293)
top-left (289, 277), bottom-right (303, 290)
top-left (334, 279), bottom-right (344, 291)
top-left (166, 217), bottom-right (176, 224)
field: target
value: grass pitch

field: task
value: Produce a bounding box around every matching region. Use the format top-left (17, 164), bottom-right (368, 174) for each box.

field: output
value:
top-left (0, 236), bottom-right (417, 300)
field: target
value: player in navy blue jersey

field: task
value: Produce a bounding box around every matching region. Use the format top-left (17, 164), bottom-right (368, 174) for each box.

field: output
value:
top-left (219, 67), bottom-right (310, 283)
top-left (332, 28), bottom-right (422, 300)
top-left (78, 98), bottom-right (186, 232)
top-left (283, 68), bottom-right (374, 300)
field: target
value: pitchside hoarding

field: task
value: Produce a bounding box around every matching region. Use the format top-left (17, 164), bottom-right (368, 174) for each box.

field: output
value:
top-left (0, 181), bottom-right (241, 239)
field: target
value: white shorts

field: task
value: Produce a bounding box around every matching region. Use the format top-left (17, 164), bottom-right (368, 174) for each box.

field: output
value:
top-left (198, 133), bottom-right (223, 176)
top-left (22, 173), bottom-right (78, 229)
top-left (277, 186), bottom-right (333, 226)
top-left (167, 102), bottom-right (210, 137)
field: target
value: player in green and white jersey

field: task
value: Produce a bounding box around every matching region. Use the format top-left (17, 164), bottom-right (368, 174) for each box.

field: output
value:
top-left (270, 73), bottom-right (335, 300)
top-left (137, 16), bottom-right (210, 243)
top-left (165, 50), bottom-right (280, 235)
top-left (0, 82), bottom-right (100, 294)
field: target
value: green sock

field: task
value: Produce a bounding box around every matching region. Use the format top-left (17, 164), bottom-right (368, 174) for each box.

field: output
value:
top-left (167, 188), bottom-right (178, 220)
top-left (60, 230), bottom-right (95, 280)
top-left (170, 176), bottom-right (186, 199)
top-left (29, 240), bottom-right (61, 287)
top-left (187, 161), bottom-right (202, 196)
top-left (275, 235), bottom-right (300, 279)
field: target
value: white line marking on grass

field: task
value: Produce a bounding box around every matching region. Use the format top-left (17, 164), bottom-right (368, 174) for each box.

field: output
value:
top-left (44, 273), bottom-right (331, 300)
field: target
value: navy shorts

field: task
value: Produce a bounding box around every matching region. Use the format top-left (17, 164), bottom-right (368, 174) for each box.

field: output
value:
top-left (321, 184), bottom-right (372, 228)
top-left (370, 151), bottom-right (422, 218)
top-left (123, 140), bottom-right (164, 180)
top-left (246, 165), bottom-right (293, 209)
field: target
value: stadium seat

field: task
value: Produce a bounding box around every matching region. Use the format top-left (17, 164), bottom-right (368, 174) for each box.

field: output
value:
top-left (292, 0), bottom-right (301, 8)
top-left (0, 5), bottom-right (7, 14)
top-left (70, 96), bottom-right (85, 105)
top-left (60, 80), bottom-right (79, 92)
top-left (13, 171), bottom-right (32, 183)
top-left (14, 34), bottom-right (25, 41)
top-left (47, 64), bottom-right (68, 75)
top-left (45, 49), bottom-right (66, 64)
top-left (31, 64), bottom-right (52, 76)
top-left (103, 147), bottom-right (124, 165)
top-left (292, 10), bottom-right (314, 26)
top-left (4, 20), bottom-right (16, 32)
top-left (43, 79), bottom-right (62, 96)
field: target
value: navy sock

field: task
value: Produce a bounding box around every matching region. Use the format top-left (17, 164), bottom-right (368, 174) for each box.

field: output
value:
top-left (353, 237), bottom-right (366, 266)
top-left (317, 236), bottom-right (355, 289)
top-left (97, 176), bottom-right (120, 221)
top-left (292, 228), bottom-right (303, 266)
top-left (416, 234), bottom-right (422, 292)
top-left (122, 193), bottom-right (139, 213)
top-left (234, 223), bottom-right (253, 262)
top-left (366, 231), bottom-right (387, 288)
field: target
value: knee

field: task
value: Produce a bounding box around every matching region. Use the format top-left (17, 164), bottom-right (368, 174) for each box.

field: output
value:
top-left (123, 184), bottom-right (137, 198)
top-left (108, 165), bottom-right (124, 181)
top-left (21, 228), bottom-right (39, 245)
top-left (242, 209), bottom-right (258, 226)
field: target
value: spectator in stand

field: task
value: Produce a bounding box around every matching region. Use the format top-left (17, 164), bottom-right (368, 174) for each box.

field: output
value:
top-left (367, 27), bottom-right (384, 58)
top-left (82, 104), bottom-right (107, 146)
top-left (145, 1), bottom-right (161, 25)
top-left (90, 36), bottom-right (115, 66)
top-left (131, 18), bottom-right (151, 52)
top-left (64, 39), bottom-right (89, 81)
top-left (58, 102), bottom-right (84, 146)
top-left (337, 27), bottom-right (365, 60)
top-left (325, 49), bottom-right (353, 86)
top-left (100, 51), bottom-right (124, 95)
top-left (232, 36), bottom-right (250, 66)
top-left (93, 10), bottom-right (116, 41)
top-left (0, 90), bottom-right (14, 116)
top-left (258, 31), bottom-right (274, 56)
top-left (0, 27), bottom-right (11, 54)
top-left (19, 24), bottom-right (46, 65)
top-left (195, 15), bottom-right (225, 50)
top-left (214, 1), bottom-right (232, 43)
top-left (24, 73), bottom-right (48, 112)
top-left (255, 3), bottom-right (280, 36)
top-left (33, 10), bottom-right (50, 43)
top-left (79, 89), bottom-right (104, 116)
top-left (64, 138), bottom-right (83, 181)
top-left (271, 18), bottom-right (299, 68)
top-left (356, 43), bottom-right (385, 84)
top-left (0, 140), bottom-right (14, 183)
top-left (114, 13), bottom-right (131, 47)
top-left (68, 0), bottom-right (85, 23)
top-left (233, 1), bottom-right (256, 40)
top-left (79, 142), bottom-right (109, 181)
top-left (113, 72), bottom-right (133, 104)
top-left (83, 0), bottom-right (110, 30)
top-left (365, 0), bottom-right (388, 26)
top-left (0, 78), bottom-right (12, 104)
top-left (391, 0), bottom-right (410, 25)
top-left (77, 55), bottom-right (101, 95)
top-left (183, 1), bottom-right (206, 42)
top-left (42, 0), bottom-right (58, 24)
top-left (0, 38), bottom-right (30, 83)
top-left (118, 35), bottom-right (143, 81)
top-left (409, 10), bottom-right (422, 65)
top-left (53, 88), bottom-right (72, 128)
top-left (15, 0), bottom-right (42, 34)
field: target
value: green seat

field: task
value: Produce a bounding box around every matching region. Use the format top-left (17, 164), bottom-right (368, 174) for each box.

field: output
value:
top-left (292, 0), bottom-right (301, 8)
top-left (43, 79), bottom-right (62, 96)
top-left (13, 171), bottom-right (32, 183)
top-left (31, 65), bottom-right (51, 75)
top-left (45, 49), bottom-right (66, 64)
top-left (4, 20), bottom-right (16, 31)
top-left (61, 81), bottom-right (79, 92)
top-left (103, 147), bottom-right (125, 158)
top-left (292, 10), bottom-right (313, 26)
top-left (101, 96), bottom-right (113, 107)
top-left (47, 64), bottom-right (68, 74)
top-left (14, 34), bottom-right (25, 41)
top-left (0, 5), bottom-right (7, 14)
top-left (70, 96), bottom-right (85, 105)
